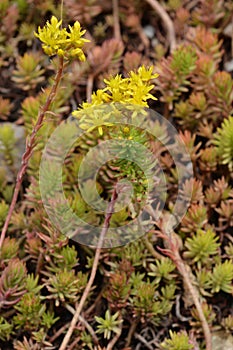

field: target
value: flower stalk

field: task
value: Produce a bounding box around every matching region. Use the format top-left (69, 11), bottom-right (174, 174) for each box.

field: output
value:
top-left (0, 56), bottom-right (64, 249)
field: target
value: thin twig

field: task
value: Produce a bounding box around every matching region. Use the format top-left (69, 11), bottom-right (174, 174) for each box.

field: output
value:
top-left (85, 287), bottom-right (104, 316)
top-left (50, 323), bottom-right (69, 343)
top-left (143, 235), bottom-right (163, 260)
top-left (58, 187), bottom-right (118, 350)
top-left (79, 314), bottom-right (99, 345)
top-left (112, 0), bottom-right (122, 42)
top-left (175, 294), bottom-right (191, 322)
top-left (68, 337), bottom-right (80, 350)
top-left (159, 230), bottom-right (212, 350)
top-left (65, 303), bottom-right (99, 345)
top-left (0, 57), bottom-right (64, 249)
top-left (144, 0), bottom-right (176, 52)
top-left (134, 332), bottom-right (154, 350)
top-left (125, 318), bottom-right (140, 348)
top-left (174, 252), bottom-right (212, 350)
top-left (86, 73), bottom-right (94, 102)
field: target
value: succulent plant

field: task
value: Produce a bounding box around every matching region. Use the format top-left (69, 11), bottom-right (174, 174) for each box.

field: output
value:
top-left (213, 115), bottom-right (233, 171)
top-left (12, 52), bottom-right (45, 90)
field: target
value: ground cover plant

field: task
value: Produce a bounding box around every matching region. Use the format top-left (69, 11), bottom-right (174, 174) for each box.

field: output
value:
top-left (0, 0), bottom-right (233, 349)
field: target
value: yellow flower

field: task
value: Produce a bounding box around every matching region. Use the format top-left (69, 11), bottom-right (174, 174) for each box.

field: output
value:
top-left (91, 90), bottom-right (111, 105)
top-left (34, 16), bottom-right (89, 61)
top-left (130, 65), bottom-right (159, 82)
top-left (123, 127), bottom-right (130, 134)
top-left (72, 65), bottom-right (159, 135)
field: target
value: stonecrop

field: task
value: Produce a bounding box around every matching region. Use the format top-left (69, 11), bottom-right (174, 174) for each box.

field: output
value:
top-left (71, 65), bottom-right (158, 137)
top-left (80, 66), bottom-right (158, 109)
top-left (72, 66), bottom-right (158, 135)
top-left (34, 16), bottom-right (89, 60)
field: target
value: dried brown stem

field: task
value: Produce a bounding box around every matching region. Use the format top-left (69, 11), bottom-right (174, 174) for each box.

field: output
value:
top-left (58, 187), bottom-right (118, 350)
top-left (50, 323), bottom-right (69, 343)
top-left (125, 318), bottom-right (139, 348)
top-left (134, 332), bottom-right (154, 350)
top-left (86, 73), bottom-right (94, 102)
top-left (0, 56), bottom-right (64, 249)
top-left (174, 251), bottom-right (212, 350)
top-left (160, 231), bottom-right (212, 350)
top-left (112, 0), bottom-right (122, 42)
top-left (65, 303), bottom-right (99, 345)
top-left (144, 0), bottom-right (176, 52)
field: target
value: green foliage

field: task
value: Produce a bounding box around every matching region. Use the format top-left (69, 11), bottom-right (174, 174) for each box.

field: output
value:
top-left (225, 243), bottom-right (233, 259)
top-left (21, 78), bottom-right (73, 137)
top-left (0, 200), bottom-right (9, 228)
top-left (161, 283), bottom-right (177, 300)
top-left (148, 257), bottom-right (176, 283)
top-left (181, 204), bottom-right (207, 233)
top-left (213, 115), bottom-right (233, 171)
top-left (80, 330), bottom-right (94, 350)
top-left (0, 237), bottom-right (19, 261)
top-left (0, 96), bottom-right (12, 120)
top-left (191, 303), bottom-right (216, 327)
top-left (1, 2), bottom-right (233, 349)
top-left (160, 330), bottom-right (193, 350)
top-left (170, 45), bottom-right (197, 78)
top-left (195, 269), bottom-right (212, 296)
top-left (211, 260), bottom-right (233, 293)
top-left (46, 245), bottom-right (78, 271)
top-left (184, 228), bottom-right (220, 266)
top-left (95, 310), bottom-right (122, 340)
top-left (25, 274), bottom-right (42, 294)
top-left (0, 317), bottom-right (13, 341)
top-left (0, 259), bottom-right (27, 308)
top-left (155, 45), bottom-right (197, 108)
top-left (104, 270), bottom-right (131, 308)
top-left (118, 240), bottom-right (148, 267)
top-left (44, 269), bottom-right (87, 306)
top-left (0, 124), bottom-right (16, 166)
top-left (130, 280), bottom-right (173, 323)
top-left (13, 292), bottom-right (58, 331)
top-left (12, 52), bottom-right (45, 90)
top-left (221, 315), bottom-right (233, 332)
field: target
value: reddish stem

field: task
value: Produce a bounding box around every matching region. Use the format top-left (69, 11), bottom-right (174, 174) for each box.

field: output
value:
top-left (58, 187), bottom-right (118, 350)
top-left (0, 56), bottom-right (64, 249)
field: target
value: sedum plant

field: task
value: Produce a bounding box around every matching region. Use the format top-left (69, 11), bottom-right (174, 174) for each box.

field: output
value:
top-left (0, 124), bottom-right (16, 167)
top-left (184, 228), bottom-right (220, 267)
top-left (0, 3), bottom-right (233, 350)
top-left (155, 45), bottom-right (197, 110)
top-left (0, 96), bottom-right (12, 120)
top-left (0, 316), bottom-right (14, 341)
top-left (211, 260), bottom-right (233, 294)
top-left (34, 15), bottom-right (88, 60)
top-left (13, 292), bottom-right (58, 331)
top-left (12, 52), bottom-right (45, 91)
top-left (160, 330), bottom-right (193, 350)
top-left (0, 200), bottom-right (9, 229)
top-left (95, 310), bottom-right (122, 340)
top-left (213, 115), bottom-right (233, 171)
top-left (0, 259), bottom-right (27, 309)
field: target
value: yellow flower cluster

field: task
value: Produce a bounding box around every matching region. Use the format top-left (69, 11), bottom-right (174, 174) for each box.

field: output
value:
top-left (72, 66), bottom-right (158, 135)
top-left (34, 16), bottom-right (89, 60)
top-left (78, 66), bottom-right (158, 110)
